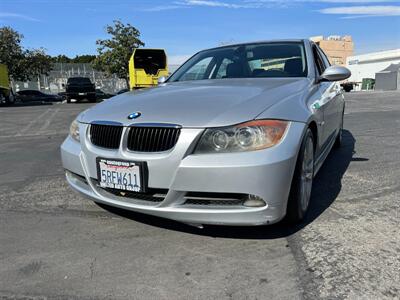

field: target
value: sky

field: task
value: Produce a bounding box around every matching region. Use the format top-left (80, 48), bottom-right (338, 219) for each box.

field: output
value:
top-left (0, 0), bottom-right (399, 64)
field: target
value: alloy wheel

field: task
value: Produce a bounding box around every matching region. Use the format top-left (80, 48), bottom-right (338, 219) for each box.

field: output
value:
top-left (300, 136), bottom-right (314, 211)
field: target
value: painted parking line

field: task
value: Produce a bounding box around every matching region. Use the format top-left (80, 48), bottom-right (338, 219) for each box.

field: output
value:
top-left (39, 108), bottom-right (60, 132)
top-left (15, 108), bottom-right (53, 136)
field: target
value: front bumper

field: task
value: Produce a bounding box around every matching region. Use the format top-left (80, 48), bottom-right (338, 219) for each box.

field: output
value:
top-left (61, 122), bottom-right (306, 226)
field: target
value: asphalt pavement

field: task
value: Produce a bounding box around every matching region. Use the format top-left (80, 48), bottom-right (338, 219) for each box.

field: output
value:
top-left (0, 92), bottom-right (399, 299)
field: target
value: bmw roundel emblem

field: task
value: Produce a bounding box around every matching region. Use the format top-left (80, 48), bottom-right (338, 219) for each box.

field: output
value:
top-left (128, 112), bottom-right (141, 120)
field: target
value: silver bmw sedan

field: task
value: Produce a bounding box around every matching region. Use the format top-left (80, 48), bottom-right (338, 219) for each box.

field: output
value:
top-left (61, 40), bottom-right (350, 226)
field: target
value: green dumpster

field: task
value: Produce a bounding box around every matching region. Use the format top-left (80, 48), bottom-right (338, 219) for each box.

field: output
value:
top-left (361, 78), bottom-right (375, 90)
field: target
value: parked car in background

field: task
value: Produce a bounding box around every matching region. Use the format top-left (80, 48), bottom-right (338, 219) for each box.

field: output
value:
top-left (58, 91), bottom-right (67, 100)
top-left (61, 40), bottom-right (351, 227)
top-left (95, 89), bottom-right (114, 100)
top-left (0, 64), bottom-right (15, 104)
top-left (16, 90), bottom-right (63, 103)
top-left (65, 77), bottom-right (96, 103)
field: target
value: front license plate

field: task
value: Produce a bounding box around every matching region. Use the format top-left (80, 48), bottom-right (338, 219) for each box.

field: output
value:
top-left (96, 158), bottom-right (146, 192)
top-left (78, 92), bottom-right (86, 96)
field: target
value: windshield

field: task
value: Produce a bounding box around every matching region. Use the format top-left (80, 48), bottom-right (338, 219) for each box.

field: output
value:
top-left (169, 42), bottom-right (307, 82)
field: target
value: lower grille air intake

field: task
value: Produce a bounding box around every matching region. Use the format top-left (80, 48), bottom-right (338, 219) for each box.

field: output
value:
top-left (102, 187), bottom-right (168, 203)
top-left (183, 192), bottom-right (247, 206)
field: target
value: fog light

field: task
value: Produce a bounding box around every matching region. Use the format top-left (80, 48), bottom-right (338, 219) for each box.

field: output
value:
top-left (243, 195), bottom-right (266, 207)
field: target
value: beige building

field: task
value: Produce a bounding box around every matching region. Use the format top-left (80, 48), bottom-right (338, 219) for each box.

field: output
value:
top-left (310, 35), bottom-right (354, 66)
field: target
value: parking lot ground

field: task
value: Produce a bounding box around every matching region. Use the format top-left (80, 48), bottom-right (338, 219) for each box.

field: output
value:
top-left (0, 91), bottom-right (399, 299)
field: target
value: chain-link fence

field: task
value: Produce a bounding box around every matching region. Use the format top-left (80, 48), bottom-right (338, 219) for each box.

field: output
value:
top-left (12, 63), bottom-right (127, 94)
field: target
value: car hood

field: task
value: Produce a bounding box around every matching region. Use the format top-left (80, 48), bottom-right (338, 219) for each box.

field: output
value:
top-left (80, 78), bottom-right (310, 128)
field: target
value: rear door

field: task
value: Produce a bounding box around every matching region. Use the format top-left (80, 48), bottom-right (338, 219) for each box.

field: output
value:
top-left (31, 90), bottom-right (44, 101)
top-left (17, 90), bottom-right (30, 102)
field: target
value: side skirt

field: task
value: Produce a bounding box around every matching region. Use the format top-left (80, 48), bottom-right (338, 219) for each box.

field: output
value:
top-left (313, 131), bottom-right (337, 176)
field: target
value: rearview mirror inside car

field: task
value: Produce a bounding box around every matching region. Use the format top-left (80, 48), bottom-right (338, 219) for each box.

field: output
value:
top-left (319, 66), bottom-right (351, 82)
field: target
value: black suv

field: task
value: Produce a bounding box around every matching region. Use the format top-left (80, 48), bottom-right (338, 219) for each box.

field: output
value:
top-left (65, 77), bottom-right (96, 103)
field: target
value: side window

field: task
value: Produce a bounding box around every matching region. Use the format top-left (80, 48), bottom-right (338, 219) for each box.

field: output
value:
top-left (178, 57), bottom-right (214, 81)
top-left (215, 58), bottom-right (233, 79)
top-left (312, 46), bottom-right (326, 76)
top-left (317, 46), bottom-right (331, 68)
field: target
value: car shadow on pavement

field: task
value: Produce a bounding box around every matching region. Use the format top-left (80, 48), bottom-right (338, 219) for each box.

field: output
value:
top-left (98, 130), bottom-right (363, 239)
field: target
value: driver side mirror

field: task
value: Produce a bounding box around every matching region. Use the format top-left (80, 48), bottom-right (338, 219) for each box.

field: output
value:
top-left (157, 76), bottom-right (167, 85)
top-left (319, 65), bottom-right (351, 82)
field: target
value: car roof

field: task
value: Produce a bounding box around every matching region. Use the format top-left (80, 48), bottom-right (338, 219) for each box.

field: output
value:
top-left (201, 39), bottom-right (307, 52)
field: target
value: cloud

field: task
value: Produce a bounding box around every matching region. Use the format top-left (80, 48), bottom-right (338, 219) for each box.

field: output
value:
top-left (0, 12), bottom-right (40, 22)
top-left (142, 5), bottom-right (184, 12)
top-left (318, 0), bottom-right (396, 2)
top-left (244, 0), bottom-right (397, 3)
top-left (248, 0), bottom-right (397, 2)
top-left (142, 0), bottom-right (399, 17)
top-left (319, 5), bottom-right (400, 17)
top-left (177, 0), bottom-right (252, 8)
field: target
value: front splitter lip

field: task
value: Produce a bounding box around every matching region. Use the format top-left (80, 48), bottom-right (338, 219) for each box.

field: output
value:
top-left (65, 171), bottom-right (285, 226)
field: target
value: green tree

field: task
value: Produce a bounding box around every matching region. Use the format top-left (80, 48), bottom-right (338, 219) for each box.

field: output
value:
top-left (51, 55), bottom-right (96, 64)
top-left (0, 26), bottom-right (27, 81)
top-left (0, 26), bottom-right (52, 82)
top-left (93, 20), bottom-right (145, 87)
top-left (24, 48), bottom-right (53, 89)
top-left (72, 54), bottom-right (96, 63)
top-left (51, 54), bottom-right (71, 63)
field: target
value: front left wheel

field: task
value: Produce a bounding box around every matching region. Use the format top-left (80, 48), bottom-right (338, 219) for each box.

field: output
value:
top-left (286, 128), bottom-right (314, 223)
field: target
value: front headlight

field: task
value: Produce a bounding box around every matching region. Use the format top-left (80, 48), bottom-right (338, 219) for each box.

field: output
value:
top-left (194, 120), bottom-right (289, 154)
top-left (69, 119), bottom-right (80, 142)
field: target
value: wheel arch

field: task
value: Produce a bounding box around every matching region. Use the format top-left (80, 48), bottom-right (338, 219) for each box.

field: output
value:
top-left (307, 120), bottom-right (318, 152)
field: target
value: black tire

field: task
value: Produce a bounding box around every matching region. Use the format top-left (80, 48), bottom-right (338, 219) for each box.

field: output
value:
top-left (89, 97), bottom-right (97, 103)
top-left (66, 97), bottom-right (71, 103)
top-left (334, 112), bottom-right (344, 148)
top-left (343, 86), bottom-right (352, 93)
top-left (5, 90), bottom-right (15, 104)
top-left (286, 128), bottom-right (315, 224)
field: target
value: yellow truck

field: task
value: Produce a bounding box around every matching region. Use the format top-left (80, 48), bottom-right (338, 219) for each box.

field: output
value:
top-left (128, 49), bottom-right (168, 89)
top-left (0, 64), bottom-right (15, 104)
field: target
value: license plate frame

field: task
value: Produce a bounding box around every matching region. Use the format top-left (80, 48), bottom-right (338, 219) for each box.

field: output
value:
top-left (96, 157), bottom-right (148, 193)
